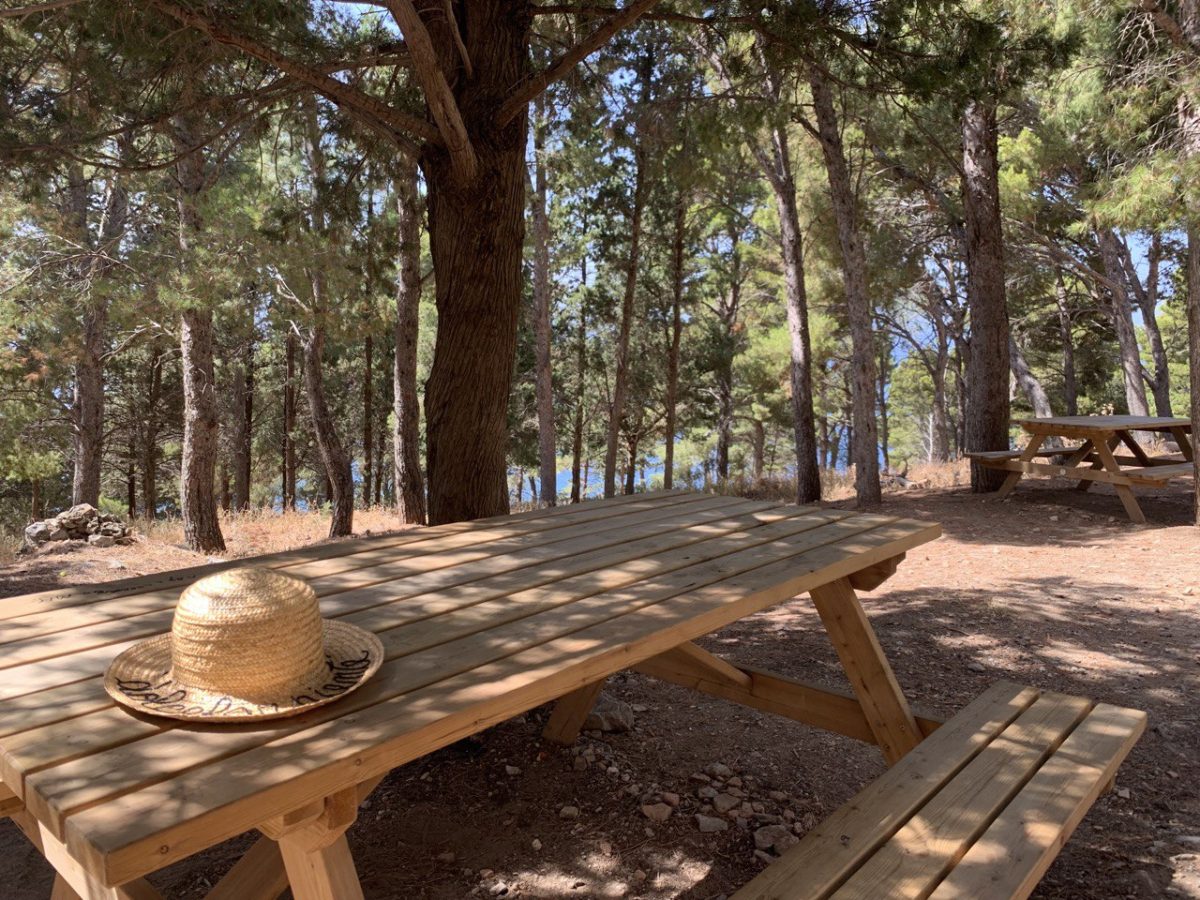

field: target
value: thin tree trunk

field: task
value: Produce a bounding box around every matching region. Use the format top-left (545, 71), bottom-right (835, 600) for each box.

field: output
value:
top-left (877, 340), bottom-right (891, 471)
top-left (283, 331), bottom-right (298, 511)
top-left (31, 478), bottom-right (43, 522)
top-left (714, 228), bottom-right (741, 483)
top-left (531, 96), bottom-right (557, 507)
top-left (1189, 222), bottom-right (1200, 524)
top-left (175, 123), bottom-right (225, 552)
top-left (1009, 334), bottom-right (1055, 418)
top-left (1054, 270), bottom-right (1078, 416)
top-left (1119, 233), bottom-right (1172, 416)
top-left (624, 434), bottom-right (638, 495)
top-left (302, 319), bottom-right (354, 537)
top-left (603, 146), bottom-right (645, 498)
top-left (664, 192), bottom-right (685, 491)
top-left (142, 342), bottom-right (162, 520)
top-left (750, 419), bottom-right (765, 483)
top-left (231, 323), bottom-right (254, 512)
top-left (362, 332), bottom-right (373, 506)
top-left (1098, 228), bottom-right (1151, 418)
top-left (960, 98), bottom-right (1012, 492)
top-left (421, 4), bottom-right (529, 524)
top-left (126, 441), bottom-right (136, 519)
top-left (809, 71), bottom-right (881, 505)
top-left (394, 162), bottom-right (428, 525)
top-left (571, 282), bottom-right (586, 504)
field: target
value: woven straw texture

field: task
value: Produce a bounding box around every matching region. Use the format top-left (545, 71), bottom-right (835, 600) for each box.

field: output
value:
top-left (104, 567), bottom-right (382, 722)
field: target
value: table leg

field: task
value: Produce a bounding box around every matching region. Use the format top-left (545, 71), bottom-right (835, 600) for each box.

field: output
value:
top-left (809, 578), bottom-right (921, 765)
top-left (996, 435), bottom-right (1046, 499)
top-left (260, 787), bottom-right (364, 900)
top-left (1076, 437), bottom-right (1117, 492)
top-left (204, 837), bottom-right (288, 900)
top-left (1094, 440), bottom-right (1147, 524)
top-left (1170, 426), bottom-right (1195, 462)
top-left (542, 679), bottom-right (606, 745)
top-left (51, 876), bottom-right (81, 900)
top-left (1116, 429), bottom-right (1152, 465)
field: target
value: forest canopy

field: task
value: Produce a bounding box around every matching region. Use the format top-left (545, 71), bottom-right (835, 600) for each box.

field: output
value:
top-left (1, 0), bottom-right (1198, 551)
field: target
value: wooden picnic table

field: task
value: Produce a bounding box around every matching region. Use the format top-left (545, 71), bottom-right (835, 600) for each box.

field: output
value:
top-left (968, 415), bottom-right (1195, 523)
top-left (0, 491), bottom-right (942, 900)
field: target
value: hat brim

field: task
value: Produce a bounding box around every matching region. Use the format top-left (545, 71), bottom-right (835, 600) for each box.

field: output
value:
top-left (104, 621), bottom-right (384, 723)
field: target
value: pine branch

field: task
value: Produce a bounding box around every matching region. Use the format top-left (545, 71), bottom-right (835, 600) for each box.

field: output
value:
top-left (0, 0), bottom-right (84, 19)
top-left (498, 0), bottom-right (662, 124)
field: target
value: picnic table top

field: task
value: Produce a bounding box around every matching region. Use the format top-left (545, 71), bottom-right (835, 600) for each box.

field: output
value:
top-left (1020, 415), bottom-right (1192, 434)
top-left (0, 490), bottom-right (940, 888)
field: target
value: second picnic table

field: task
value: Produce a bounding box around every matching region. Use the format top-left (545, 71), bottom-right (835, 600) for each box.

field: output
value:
top-left (968, 415), bottom-right (1195, 523)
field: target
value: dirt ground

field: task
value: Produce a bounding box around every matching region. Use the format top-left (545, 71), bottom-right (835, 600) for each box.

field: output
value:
top-left (1, 478), bottom-right (1197, 899)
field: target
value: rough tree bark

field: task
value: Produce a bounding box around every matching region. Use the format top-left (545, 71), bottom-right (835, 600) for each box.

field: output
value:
top-left (231, 315), bottom-right (254, 512)
top-left (174, 124), bottom-right (225, 552)
top-left (1119, 233), bottom-right (1172, 416)
top-left (713, 226), bottom-right (741, 482)
top-left (1009, 334), bottom-right (1054, 418)
top-left (960, 98), bottom-right (1012, 492)
top-left (421, 3), bottom-right (529, 523)
top-left (809, 71), bottom-right (881, 504)
top-left (603, 144), bottom-right (645, 498)
top-left (393, 161), bottom-right (428, 525)
top-left (362, 332), bottom-right (373, 506)
top-left (530, 95), bottom-right (557, 506)
top-left (282, 332), bottom-right (297, 510)
top-left (141, 341), bottom-right (163, 520)
top-left (571, 266), bottom-right (587, 504)
top-left (1097, 228), bottom-right (1151, 418)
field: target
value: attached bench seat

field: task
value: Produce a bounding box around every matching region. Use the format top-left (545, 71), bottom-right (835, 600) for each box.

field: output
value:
top-left (1126, 462), bottom-right (1196, 484)
top-left (734, 681), bottom-right (1146, 900)
top-left (966, 448), bottom-right (1070, 463)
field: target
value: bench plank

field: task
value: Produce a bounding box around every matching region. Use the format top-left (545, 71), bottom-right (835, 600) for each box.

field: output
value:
top-left (928, 703), bottom-right (1146, 900)
top-left (833, 692), bottom-right (1091, 898)
top-left (731, 682), bottom-right (1038, 900)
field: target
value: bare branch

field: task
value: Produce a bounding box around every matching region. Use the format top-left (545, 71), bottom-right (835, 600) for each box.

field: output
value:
top-left (498, 0), bottom-right (662, 124)
top-left (1138, 0), bottom-right (1200, 58)
top-left (381, 0), bottom-right (477, 180)
top-left (0, 0), bottom-right (84, 19)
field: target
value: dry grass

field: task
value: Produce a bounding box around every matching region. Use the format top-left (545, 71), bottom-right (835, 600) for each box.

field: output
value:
top-left (716, 459), bottom-right (970, 503)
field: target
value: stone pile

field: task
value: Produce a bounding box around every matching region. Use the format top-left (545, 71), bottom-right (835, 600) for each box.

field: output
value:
top-left (23, 503), bottom-right (135, 551)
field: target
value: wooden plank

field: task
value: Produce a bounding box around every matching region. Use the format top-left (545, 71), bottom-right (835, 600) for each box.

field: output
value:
top-left (64, 518), bottom-right (941, 885)
top-left (982, 459), bottom-right (1134, 485)
top-left (0, 782), bottom-right (22, 816)
top-left (0, 493), bottom-right (719, 650)
top-left (1093, 440), bottom-right (1146, 523)
top-left (541, 679), bottom-right (606, 745)
top-left (0, 490), bottom-right (700, 622)
top-left (731, 682), bottom-right (1039, 900)
top-left (810, 578), bottom-right (921, 764)
top-left (928, 703), bottom-right (1146, 900)
top-left (13, 511), bottom-right (888, 816)
top-left (1115, 429), bottom-right (1153, 466)
top-left (1170, 426), bottom-right (1195, 462)
top-left (847, 553), bottom-right (905, 592)
top-left (52, 875), bottom-right (83, 900)
top-left (632, 653), bottom-right (942, 745)
top-left (0, 495), bottom-right (754, 670)
top-left (995, 434), bottom-right (1044, 500)
top-left (1020, 416), bottom-right (1189, 436)
top-left (1125, 462), bottom-right (1195, 484)
top-left (0, 506), bottom-right (839, 792)
top-left (278, 833), bottom-right (363, 900)
top-left (832, 692), bottom-right (1093, 899)
top-left (205, 837), bottom-right (289, 900)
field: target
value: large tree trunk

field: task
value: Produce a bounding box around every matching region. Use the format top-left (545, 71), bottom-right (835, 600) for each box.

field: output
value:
top-left (530, 98), bottom-right (557, 506)
top-left (603, 146), bottom-right (645, 498)
top-left (714, 227), bottom-right (741, 483)
top-left (421, 3), bottom-right (529, 524)
top-left (960, 98), bottom-right (1012, 492)
top-left (664, 192), bottom-right (685, 491)
top-left (809, 72), bottom-right (881, 505)
top-left (1098, 228), bottom-right (1151, 418)
top-left (393, 162), bottom-right (428, 525)
top-left (1009, 334), bottom-right (1054, 418)
top-left (174, 127), bottom-right (225, 552)
top-left (1054, 270), bottom-right (1079, 416)
top-left (302, 318), bottom-right (355, 537)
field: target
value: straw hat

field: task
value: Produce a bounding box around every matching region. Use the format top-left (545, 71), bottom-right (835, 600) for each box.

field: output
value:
top-left (104, 566), bottom-right (383, 722)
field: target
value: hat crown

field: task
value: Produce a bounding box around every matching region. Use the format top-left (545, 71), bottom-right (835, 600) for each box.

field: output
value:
top-left (170, 567), bottom-right (327, 703)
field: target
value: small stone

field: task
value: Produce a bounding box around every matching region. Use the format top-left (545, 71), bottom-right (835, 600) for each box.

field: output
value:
top-left (489, 881), bottom-right (509, 896)
top-left (560, 805), bottom-right (580, 820)
top-left (690, 772), bottom-right (711, 783)
top-left (479, 869), bottom-right (494, 878)
top-left (768, 790), bottom-right (788, 802)
top-left (504, 765), bottom-right (521, 776)
top-left (727, 776), bottom-right (743, 788)
top-left (108, 560), bottom-right (127, 570)
top-left (755, 824), bottom-right (800, 854)
top-left (531, 838), bottom-right (542, 851)
top-left (24, 521), bottom-right (52, 546)
top-left (573, 756), bottom-right (588, 772)
top-left (436, 851), bottom-right (456, 863)
top-left (707, 763), bottom-right (733, 779)
top-left (661, 791), bottom-right (680, 807)
top-left (753, 849), bottom-right (775, 865)
top-left (966, 661), bottom-right (986, 673)
top-left (633, 869), bottom-right (647, 882)
top-left (631, 704), bottom-right (649, 713)
top-left (88, 534), bottom-right (115, 548)
top-left (712, 793), bottom-right (740, 814)
top-left (583, 693), bottom-right (635, 733)
top-left (1116, 788), bottom-right (1131, 800)
top-left (697, 785), bottom-right (719, 800)
top-left (642, 802), bottom-right (672, 823)
top-left (48, 527), bottom-right (69, 541)
top-left (696, 814), bottom-right (729, 833)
